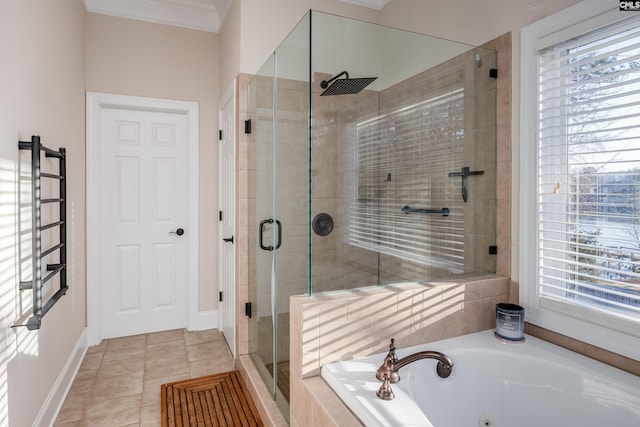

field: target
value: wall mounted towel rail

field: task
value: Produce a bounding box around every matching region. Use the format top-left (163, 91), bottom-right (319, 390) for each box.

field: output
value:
top-left (16, 135), bottom-right (67, 330)
top-left (401, 205), bottom-right (449, 216)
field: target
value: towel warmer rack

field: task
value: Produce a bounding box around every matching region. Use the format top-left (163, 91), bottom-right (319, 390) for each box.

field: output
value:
top-left (17, 135), bottom-right (68, 330)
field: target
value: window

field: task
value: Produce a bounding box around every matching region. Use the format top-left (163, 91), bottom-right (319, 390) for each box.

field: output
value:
top-left (521, 1), bottom-right (640, 359)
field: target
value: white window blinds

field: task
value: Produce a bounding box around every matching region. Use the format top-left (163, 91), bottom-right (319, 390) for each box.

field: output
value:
top-left (537, 14), bottom-right (640, 333)
top-left (349, 88), bottom-right (465, 272)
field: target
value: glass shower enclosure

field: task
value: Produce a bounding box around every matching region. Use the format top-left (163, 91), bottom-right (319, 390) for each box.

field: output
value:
top-left (245, 10), bottom-right (497, 421)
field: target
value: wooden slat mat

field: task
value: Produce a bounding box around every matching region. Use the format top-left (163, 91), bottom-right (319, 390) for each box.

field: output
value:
top-left (161, 370), bottom-right (264, 427)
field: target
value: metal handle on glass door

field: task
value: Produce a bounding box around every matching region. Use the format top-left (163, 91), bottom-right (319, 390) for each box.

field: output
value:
top-left (259, 219), bottom-right (282, 251)
top-left (274, 219), bottom-right (282, 250)
top-left (259, 219), bottom-right (273, 251)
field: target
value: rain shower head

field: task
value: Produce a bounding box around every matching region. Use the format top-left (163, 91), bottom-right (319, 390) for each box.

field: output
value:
top-left (320, 71), bottom-right (377, 96)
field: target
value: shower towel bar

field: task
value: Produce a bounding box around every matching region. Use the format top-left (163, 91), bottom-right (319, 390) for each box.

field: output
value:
top-left (401, 205), bottom-right (449, 216)
top-left (16, 135), bottom-right (68, 330)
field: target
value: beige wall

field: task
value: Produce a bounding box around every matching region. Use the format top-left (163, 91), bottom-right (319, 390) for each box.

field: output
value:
top-left (0, 1), bottom-right (86, 425)
top-left (219, 0), bottom-right (241, 93)
top-left (85, 13), bottom-right (220, 312)
top-left (235, 0), bottom-right (379, 80)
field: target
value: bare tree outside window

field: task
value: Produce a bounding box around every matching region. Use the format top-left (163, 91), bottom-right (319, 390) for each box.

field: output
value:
top-left (540, 21), bottom-right (640, 314)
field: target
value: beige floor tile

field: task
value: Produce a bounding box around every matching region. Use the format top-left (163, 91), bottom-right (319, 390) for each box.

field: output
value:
top-left (184, 328), bottom-right (219, 346)
top-left (104, 335), bottom-right (147, 355)
top-left (97, 353), bottom-right (146, 379)
top-left (81, 395), bottom-right (141, 427)
top-left (54, 421), bottom-right (81, 427)
top-left (189, 358), bottom-right (235, 378)
top-left (86, 340), bottom-right (107, 354)
top-left (77, 352), bottom-right (103, 374)
top-left (55, 390), bottom-right (89, 424)
top-left (66, 375), bottom-right (96, 395)
top-left (186, 341), bottom-right (216, 362)
top-left (146, 328), bottom-right (186, 345)
top-left (140, 403), bottom-right (162, 426)
top-left (90, 371), bottom-right (144, 403)
top-left (55, 328), bottom-right (234, 426)
top-left (145, 341), bottom-right (188, 362)
top-left (144, 355), bottom-right (190, 380)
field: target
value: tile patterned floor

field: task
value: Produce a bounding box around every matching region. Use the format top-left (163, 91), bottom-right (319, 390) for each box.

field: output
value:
top-left (54, 328), bottom-right (234, 427)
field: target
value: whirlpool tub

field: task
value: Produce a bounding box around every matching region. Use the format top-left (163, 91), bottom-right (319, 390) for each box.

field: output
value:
top-left (321, 330), bottom-right (640, 427)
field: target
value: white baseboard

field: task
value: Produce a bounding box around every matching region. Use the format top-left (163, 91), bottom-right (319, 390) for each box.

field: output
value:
top-left (34, 327), bottom-right (87, 427)
top-left (196, 310), bottom-right (218, 331)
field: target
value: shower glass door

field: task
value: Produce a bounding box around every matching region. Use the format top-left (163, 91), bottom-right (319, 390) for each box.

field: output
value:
top-left (247, 13), bottom-right (311, 421)
top-left (248, 52), bottom-right (277, 412)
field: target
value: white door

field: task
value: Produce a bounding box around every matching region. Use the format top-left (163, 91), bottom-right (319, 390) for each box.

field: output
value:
top-left (219, 83), bottom-right (236, 355)
top-left (100, 107), bottom-right (189, 338)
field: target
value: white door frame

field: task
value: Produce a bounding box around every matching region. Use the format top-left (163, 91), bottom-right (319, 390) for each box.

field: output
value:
top-left (218, 80), bottom-right (236, 356)
top-left (86, 92), bottom-right (199, 345)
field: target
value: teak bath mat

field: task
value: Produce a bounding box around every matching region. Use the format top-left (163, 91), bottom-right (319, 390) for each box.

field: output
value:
top-left (161, 370), bottom-right (264, 427)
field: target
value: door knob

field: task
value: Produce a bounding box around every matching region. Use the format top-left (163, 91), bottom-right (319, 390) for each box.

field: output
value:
top-left (223, 236), bottom-right (234, 243)
top-left (169, 228), bottom-right (185, 236)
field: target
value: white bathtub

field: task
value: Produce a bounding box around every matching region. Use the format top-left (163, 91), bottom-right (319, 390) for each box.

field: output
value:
top-left (321, 330), bottom-right (640, 427)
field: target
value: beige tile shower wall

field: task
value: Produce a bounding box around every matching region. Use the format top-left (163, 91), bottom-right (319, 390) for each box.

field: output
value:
top-left (467, 48), bottom-right (498, 274)
top-left (376, 48), bottom-right (498, 278)
top-left (311, 46), bottom-right (501, 294)
top-left (484, 33), bottom-right (512, 277)
top-left (312, 75), bottom-right (381, 293)
top-left (289, 275), bottom-right (510, 426)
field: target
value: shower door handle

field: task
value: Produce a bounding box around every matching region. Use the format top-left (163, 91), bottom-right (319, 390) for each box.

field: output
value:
top-left (259, 219), bottom-right (282, 251)
top-left (274, 219), bottom-right (282, 250)
top-left (259, 219), bottom-right (273, 251)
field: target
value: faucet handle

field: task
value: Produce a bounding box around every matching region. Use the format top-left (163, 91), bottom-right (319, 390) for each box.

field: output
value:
top-left (376, 338), bottom-right (400, 382)
top-left (376, 374), bottom-right (395, 400)
top-left (388, 338), bottom-right (398, 363)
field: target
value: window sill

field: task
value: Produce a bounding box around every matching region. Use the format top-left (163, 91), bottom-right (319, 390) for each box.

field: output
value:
top-left (524, 321), bottom-right (640, 376)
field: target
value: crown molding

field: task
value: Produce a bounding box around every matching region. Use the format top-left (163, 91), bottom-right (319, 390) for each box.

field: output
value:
top-left (339, 0), bottom-right (392, 10)
top-left (83, 0), bottom-right (223, 32)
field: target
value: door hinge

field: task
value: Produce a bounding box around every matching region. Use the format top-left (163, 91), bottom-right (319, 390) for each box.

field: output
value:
top-left (245, 302), bottom-right (252, 318)
top-left (489, 68), bottom-right (498, 79)
top-left (219, 130), bottom-right (223, 140)
top-left (244, 119), bottom-right (252, 134)
top-left (219, 210), bottom-right (223, 221)
top-left (219, 291), bottom-right (223, 302)
top-left (489, 245), bottom-right (498, 255)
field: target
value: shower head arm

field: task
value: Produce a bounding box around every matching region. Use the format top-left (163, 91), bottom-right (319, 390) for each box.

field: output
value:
top-left (321, 71), bottom-right (349, 89)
